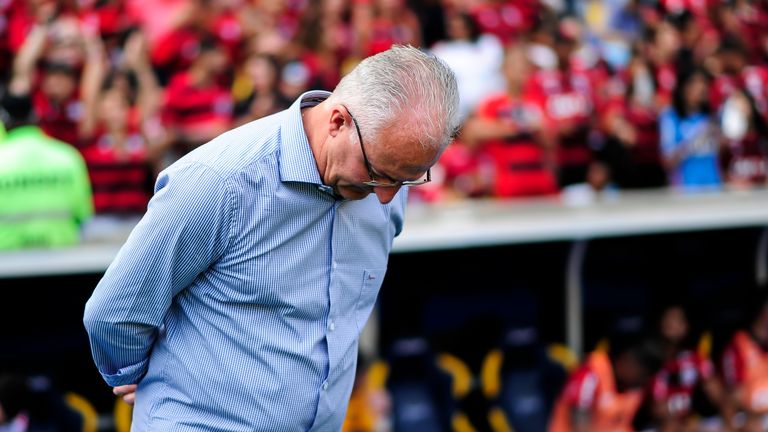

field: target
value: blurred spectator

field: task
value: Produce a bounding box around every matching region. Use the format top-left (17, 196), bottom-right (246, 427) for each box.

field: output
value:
top-left (666, 8), bottom-right (719, 71)
top-left (279, 59), bottom-right (314, 102)
top-left (549, 320), bottom-right (662, 432)
top-left (644, 19), bottom-right (682, 108)
top-left (426, 139), bottom-right (491, 200)
top-left (527, 16), bottom-right (599, 188)
top-left (659, 67), bottom-right (722, 190)
top-left (710, 36), bottom-right (768, 121)
top-left (709, 37), bottom-right (768, 188)
top-left (7, 12), bottom-right (102, 147)
top-left (465, 0), bottom-right (543, 45)
top-left (354, 0), bottom-right (422, 57)
top-left (721, 292), bottom-right (768, 432)
top-left (33, 61), bottom-right (83, 147)
top-left (714, 0), bottom-right (768, 64)
top-left (79, 31), bottom-right (164, 216)
top-left (237, 0), bottom-right (303, 58)
top-left (128, 0), bottom-right (209, 82)
top-left (1, 0), bottom-right (767, 211)
top-left (160, 33), bottom-right (233, 158)
top-left (232, 52), bottom-right (291, 126)
top-left (560, 159), bottom-right (619, 206)
top-left (0, 374), bottom-right (83, 432)
top-left (292, 0), bottom-right (351, 92)
top-left (429, 12), bottom-right (505, 121)
top-left (0, 90), bottom-right (93, 250)
top-left (462, 42), bottom-right (558, 199)
top-left (125, 0), bottom-right (194, 47)
top-left (600, 56), bottom-right (667, 189)
top-left (719, 89), bottom-right (768, 189)
top-left (5, 0), bottom-right (72, 56)
top-left (646, 304), bottom-right (731, 432)
top-left (78, 0), bottom-right (138, 60)
top-left (409, 0), bottom-right (447, 47)
top-left (580, 0), bottom-right (644, 40)
top-left (204, 0), bottom-right (247, 65)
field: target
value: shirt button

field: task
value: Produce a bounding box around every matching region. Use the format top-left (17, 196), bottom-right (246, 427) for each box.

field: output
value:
top-left (332, 261), bottom-right (338, 269)
top-left (328, 321), bottom-right (335, 332)
top-left (322, 382), bottom-right (329, 391)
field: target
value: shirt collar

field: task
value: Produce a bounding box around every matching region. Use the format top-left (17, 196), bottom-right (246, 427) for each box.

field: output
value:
top-left (5, 125), bottom-right (45, 141)
top-left (278, 90), bottom-right (331, 185)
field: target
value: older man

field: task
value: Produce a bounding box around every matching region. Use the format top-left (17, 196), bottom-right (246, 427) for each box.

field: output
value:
top-left (83, 45), bottom-right (459, 431)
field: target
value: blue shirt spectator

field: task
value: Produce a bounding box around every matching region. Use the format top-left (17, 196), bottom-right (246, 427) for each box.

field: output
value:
top-left (659, 69), bottom-right (722, 190)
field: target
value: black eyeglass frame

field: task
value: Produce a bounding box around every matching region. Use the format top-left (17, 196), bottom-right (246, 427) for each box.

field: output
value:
top-left (343, 105), bottom-right (431, 187)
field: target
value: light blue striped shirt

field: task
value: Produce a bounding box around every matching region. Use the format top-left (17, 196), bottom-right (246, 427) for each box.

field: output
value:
top-left (83, 91), bottom-right (407, 431)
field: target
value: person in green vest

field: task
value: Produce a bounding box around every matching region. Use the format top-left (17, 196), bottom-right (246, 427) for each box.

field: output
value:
top-left (0, 92), bottom-right (93, 250)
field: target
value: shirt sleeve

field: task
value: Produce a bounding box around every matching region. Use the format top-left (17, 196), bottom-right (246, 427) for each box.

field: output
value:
top-left (561, 367), bottom-right (600, 411)
top-left (83, 162), bottom-right (236, 387)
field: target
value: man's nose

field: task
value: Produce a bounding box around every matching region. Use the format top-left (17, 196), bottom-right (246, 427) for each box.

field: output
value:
top-left (373, 186), bottom-right (401, 204)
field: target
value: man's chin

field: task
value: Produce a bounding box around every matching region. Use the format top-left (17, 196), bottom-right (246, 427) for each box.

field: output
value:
top-left (335, 185), bottom-right (372, 201)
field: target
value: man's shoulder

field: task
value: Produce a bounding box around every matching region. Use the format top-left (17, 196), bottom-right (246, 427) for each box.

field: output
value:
top-left (177, 112), bottom-right (287, 179)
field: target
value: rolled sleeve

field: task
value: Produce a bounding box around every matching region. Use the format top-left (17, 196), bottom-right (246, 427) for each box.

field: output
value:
top-left (83, 162), bottom-right (236, 386)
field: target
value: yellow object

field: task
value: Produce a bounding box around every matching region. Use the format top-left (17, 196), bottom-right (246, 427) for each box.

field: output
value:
top-left (437, 353), bottom-right (473, 398)
top-left (342, 389), bottom-right (377, 432)
top-left (547, 343), bottom-right (579, 372)
top-left (698, 332), bottom-right (712, 359)
top-left (114, 397), bottom-right (133, 432)
top-left (481, 349), bottom-right (503, 399)
top-left (64, 392), bottom-right (98, 432)
top-left (366, 360), bottom-right (389, 389)
top-left (342, 360), bottom-right (389, 432)
top-left (584, 0), bottom-right (606, 34)
top-left (231, 72), bottom-right (254, 103)
top-left (452, 412), bottom-right (477, 432)
top-left (488, 406), bottom-right (515, 432)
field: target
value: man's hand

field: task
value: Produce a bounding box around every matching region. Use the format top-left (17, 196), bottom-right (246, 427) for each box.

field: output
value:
top-left (113, 384), bottom-right (138, 405)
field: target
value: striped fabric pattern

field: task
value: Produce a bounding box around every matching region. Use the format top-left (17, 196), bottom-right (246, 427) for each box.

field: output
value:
top-left (83, 91), bottom-right (408, 431)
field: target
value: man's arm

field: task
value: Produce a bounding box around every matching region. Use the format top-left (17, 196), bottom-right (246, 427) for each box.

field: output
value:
top-left (8, 24), bottom-right (48, 96)
top-left (557, 367), bottom-right (599, 432)
top-left (83, 163), bottom-right (235, 388)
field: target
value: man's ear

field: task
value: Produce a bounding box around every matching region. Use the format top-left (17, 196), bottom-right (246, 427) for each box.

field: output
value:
top-left (328, 106), bottom-right (347, 138)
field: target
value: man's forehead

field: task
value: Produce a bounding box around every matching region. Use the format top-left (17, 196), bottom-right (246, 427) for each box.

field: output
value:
top-left (375, 139), bottom-right (439, 175)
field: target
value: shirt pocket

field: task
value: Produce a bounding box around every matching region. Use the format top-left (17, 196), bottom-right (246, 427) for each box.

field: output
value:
top-left (355, 268), bottom-right (386, 332)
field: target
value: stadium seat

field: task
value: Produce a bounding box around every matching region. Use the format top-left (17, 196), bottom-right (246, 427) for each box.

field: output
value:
top-left (481, 327), bottom-right (573, 432)
top-left (382, 337), bottom-right (458, 431)
top-left (63, 392), bottom-right (99, 432)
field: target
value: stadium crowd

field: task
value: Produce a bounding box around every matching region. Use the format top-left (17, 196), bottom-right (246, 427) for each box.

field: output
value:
top-left (1, 1), bottom-right (768, 431)
top-left (1, 0), bottom-right (767, 225)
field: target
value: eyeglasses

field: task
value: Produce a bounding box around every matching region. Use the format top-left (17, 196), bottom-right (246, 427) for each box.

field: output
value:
top-left (344, 106), bottom-right (431, 187)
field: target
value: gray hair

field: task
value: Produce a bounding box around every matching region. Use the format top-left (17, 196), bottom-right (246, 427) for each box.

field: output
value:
top-left (326, 45), bottom-right (460, 151)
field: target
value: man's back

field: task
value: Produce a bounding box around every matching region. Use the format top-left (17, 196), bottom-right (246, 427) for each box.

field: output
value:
top-left (0, 125), bottom-right (93, 249)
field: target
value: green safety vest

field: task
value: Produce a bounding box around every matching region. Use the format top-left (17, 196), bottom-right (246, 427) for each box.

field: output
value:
top-left (0, 125), bottom-right (93, 250)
